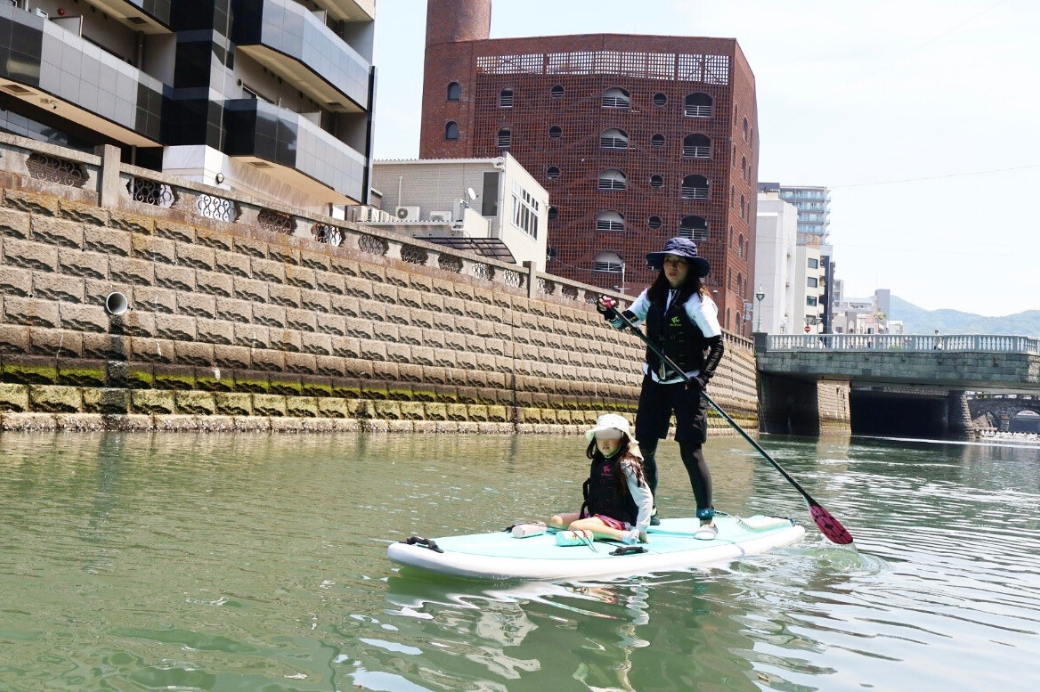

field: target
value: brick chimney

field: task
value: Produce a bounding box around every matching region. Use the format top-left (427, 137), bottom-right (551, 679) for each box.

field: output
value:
top-left (426, 0), bottom-right (492, 48)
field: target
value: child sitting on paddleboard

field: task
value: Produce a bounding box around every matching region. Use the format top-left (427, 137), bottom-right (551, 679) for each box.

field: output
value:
top-left (550, 413), bottom-right (653, 544)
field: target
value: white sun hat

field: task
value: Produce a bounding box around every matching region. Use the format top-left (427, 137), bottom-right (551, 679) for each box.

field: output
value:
top-left (585, 413), bottom-right (632, 442)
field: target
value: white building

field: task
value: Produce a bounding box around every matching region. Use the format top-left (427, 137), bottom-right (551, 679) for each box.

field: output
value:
top-left (753, 192), bottom-right (799, 333)
top-left (832, 289), bottom-right (902, 334)
top-left (795, 245), bottom-right (826, 333)
top-left (365, 155), bottom-right (549, 271)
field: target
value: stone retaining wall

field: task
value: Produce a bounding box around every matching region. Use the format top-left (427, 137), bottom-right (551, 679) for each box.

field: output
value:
top-left (0, 181), bottom-right (759, 435)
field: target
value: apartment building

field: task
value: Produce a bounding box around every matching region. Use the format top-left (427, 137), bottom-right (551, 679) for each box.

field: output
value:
top-left (0, 0), bottom-right (375, 213)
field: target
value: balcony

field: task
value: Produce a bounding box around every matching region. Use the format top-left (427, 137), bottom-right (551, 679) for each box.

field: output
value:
top-left (311, 0), bottom-right (375, 22)
top-left (223, 98), bottom-right (367, 204)
top-left (0, 5), bottom-right (163, 146)
top-left (233, 0), bottom-right (372, 113)
top-left (79, 0), bottom-right (173, 33)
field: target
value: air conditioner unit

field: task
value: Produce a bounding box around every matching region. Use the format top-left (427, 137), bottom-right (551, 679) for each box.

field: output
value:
top-left (429, 211), bottom-right (452, 223)
top-left (394, 206), bottom-right (420, 221)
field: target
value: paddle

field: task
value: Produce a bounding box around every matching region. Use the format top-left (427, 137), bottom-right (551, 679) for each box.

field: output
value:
top-left (602, 304), bottom-right (854, 545)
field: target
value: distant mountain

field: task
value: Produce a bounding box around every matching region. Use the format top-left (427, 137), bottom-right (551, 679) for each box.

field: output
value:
top-left (889, 296), bottom-right (1040, 336)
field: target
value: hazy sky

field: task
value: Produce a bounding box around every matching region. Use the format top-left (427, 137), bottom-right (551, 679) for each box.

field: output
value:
top-left (372, 0), bottom-right (1040, 317)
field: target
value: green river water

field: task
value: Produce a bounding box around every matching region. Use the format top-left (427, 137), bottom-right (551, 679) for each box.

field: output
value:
top-left (1, 431), bottom-right (1038, 691)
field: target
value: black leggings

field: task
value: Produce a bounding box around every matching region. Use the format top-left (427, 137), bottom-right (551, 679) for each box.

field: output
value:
top-left (640, 437), bottom-right (713, 513)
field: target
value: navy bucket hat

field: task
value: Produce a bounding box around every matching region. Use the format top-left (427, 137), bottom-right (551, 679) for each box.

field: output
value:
top-left (646, 237), bottom-right (710, 277)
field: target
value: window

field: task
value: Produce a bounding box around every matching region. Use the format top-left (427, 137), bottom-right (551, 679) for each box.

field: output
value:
top-left (602, 87), bottom-right (630, 109)
top-left (742, 117), bottom-right (748, 141)
top-left (807, 296), bottom-right (818, 307)
top-left (598, 169), bottom-right (626, 190)
top-left (808, 258), bottom-right (819, 268)
top-left (596, 211), bottom-right (625, 232)
top-left (445, 121), bottom-right (459, 140)
top-left (497, 128), bottom-right (511, 148)
top-left (550, 85), bottom-right (564, 98)
top-left (680, 216), bottom-right (708, 242)
top-left (651, 134), bottom-right (665, 148)
top-left (684, 93), bottom-right (713, 117)
top-left (500, 88), bottom-right (514, 107)
top-left (681, 175), bottom-right (709, 200)
top-left (548, 206), bottom-right (559, 221)
top-left (740, 194), bottom-right (746, 219)
top-left (738, 233), bottom-right (745, 258)
top-left (447, 82), bottom-right (461, 101)
top-left (807, 277), bottom-right (819, 288)
top-left (649, 175), bottom-right (664, 189)
top-left (511, 180), bottom-right (540, 238)
top-left (546, 166), bottom-right (560, 180)
top-left (653, 92), bottom-right (667, 107)
top-left (594, 251), bottom-right (624, 274)
top-left (741, 156), bottom-right (747, 179)
top-left (548, 125), bottom-right (562, 139)
top-left (682, 133), bottom-right (711, 158)
top-left (648, 216), bottom-right (663, 229)
top-left (600, 128), bottom-right (629, 150)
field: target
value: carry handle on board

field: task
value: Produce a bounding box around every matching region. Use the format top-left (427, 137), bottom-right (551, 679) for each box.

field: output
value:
top-left (602, 303), bottom-right (854, 545)
top-left (403, 536), bottom-right (444, 553)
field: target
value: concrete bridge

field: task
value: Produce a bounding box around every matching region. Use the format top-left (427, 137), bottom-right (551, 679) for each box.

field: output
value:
top-left (754, 333), bottom-right (1040, 439)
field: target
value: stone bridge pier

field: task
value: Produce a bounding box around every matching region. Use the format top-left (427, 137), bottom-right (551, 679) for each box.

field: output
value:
top-left (757, 374), bottom-right (851, 436)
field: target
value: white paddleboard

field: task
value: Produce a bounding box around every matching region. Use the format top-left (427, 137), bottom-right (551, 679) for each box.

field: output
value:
top-left (387, 515), bottom-right (805, 581)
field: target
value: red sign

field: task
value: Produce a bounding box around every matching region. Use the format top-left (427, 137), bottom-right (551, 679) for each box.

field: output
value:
top-left (804, 325), bottom-right (811, 333)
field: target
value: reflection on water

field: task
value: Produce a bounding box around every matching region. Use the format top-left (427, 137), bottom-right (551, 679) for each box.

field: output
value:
top-left (1, 432), bottom-right (1038, 691)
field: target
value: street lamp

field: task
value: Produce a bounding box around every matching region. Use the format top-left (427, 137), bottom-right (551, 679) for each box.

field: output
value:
top-left (755, 286), bottom-right (765, 332)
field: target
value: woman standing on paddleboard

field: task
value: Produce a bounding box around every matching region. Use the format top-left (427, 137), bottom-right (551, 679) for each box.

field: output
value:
top-left (598, 237), bottom-right (725, 540)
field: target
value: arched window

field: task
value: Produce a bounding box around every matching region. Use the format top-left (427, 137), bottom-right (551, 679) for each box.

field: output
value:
top-left (684, 93), bottom-right (713, 118)
top-left (447, 82), bottom-right (461, 101)
top-left (594, 251), bottom-right (624, 274)
top-left (546, 166), bottom-right (561, 180)
top-left (548, 206), bottom-right (559, 221)
top-left (651, 134), bottom-right (665, 148)
top-left (600, 128), bottom-right (629, 150)
top-left (648, 216), bottom-right (663, 229)
top-left (548, 125), bottom-right (562, 139)
top-left (741, 156), bottom-right (747, 179)
top-left (602, 87), bottom-right (630, 109)
top-left (445, 121), bottom-right (459, 140)
top-left (680, 215), bottom-right (708, 242)
top-left (682, 133), bottom-right (711, 158)
top-left (742, 117), bottom-right (749, 141)
top-left (550, 85), bottom-right (564, 98)
top-left (497, 128), bottom-right (511, 148)
top-left (737, 273), bottom-right (744, 298)
top-left (649, 174), bottom-right (664, 189)
top-left (740, 194), bottom-right (746, 219)
top-left (738, 233), bottom-right (745, 258)
top-left (596, 211), bottom-right (625, 232)
top-left (681, 175), bottom-right (709, 200)
top-left (653, 92), bottom-right (667, 107)
top-left (598, 169), bottom-right (626, 190)
top-left (500, 88), bottom-right (514, 108)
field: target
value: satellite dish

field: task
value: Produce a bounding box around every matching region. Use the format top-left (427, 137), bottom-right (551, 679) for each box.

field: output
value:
top-left (466, 187), bottom-right (477, 201)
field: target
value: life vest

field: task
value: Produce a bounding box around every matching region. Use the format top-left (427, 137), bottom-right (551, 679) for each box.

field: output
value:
top-left (581, 454), bottom-right (638, 525)
top-left (644, 292), bottom-right (708, 378)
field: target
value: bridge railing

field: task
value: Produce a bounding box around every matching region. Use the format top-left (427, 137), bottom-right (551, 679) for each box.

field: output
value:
top-left (766, 334), bottom-right (1040, 354)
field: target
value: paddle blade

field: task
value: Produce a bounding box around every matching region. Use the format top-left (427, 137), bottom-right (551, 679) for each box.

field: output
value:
top-left (809, 504), bottom-right (854, 545)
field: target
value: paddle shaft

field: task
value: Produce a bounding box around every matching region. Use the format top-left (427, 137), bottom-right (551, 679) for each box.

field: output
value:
top-left (607, 308), bottom-right (824, 510)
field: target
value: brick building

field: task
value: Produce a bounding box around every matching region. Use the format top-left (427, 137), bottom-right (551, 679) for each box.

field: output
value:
top-left (419, 0), bottom-right (759, 333)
